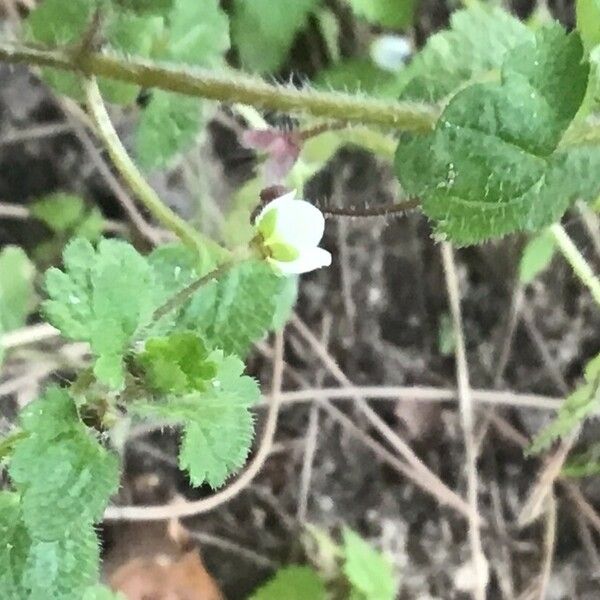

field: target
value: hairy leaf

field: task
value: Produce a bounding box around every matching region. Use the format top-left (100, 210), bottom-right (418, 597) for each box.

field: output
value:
top-left (528, 354), bottom-right (600, 454)
top-left (134, 351), bottom-right (260, 487)
top-left (395, 26), bottom-right (598, 245)
top-left (397, 6), bottom-right (533, 102)
top-left (342, 529), bottom-right (397, 600)
top-left (22, 524), bottom-right (101, 600)
top-left (9, 388), bottom-right (120, 540)
top-left (231, 0), bottom-right (320, 73)
top-left (182, 260), bottom-right (287, 357)
top-left (43, 238), bottom-right (165, 388)
top-left (249, 566), bottom-right (326, 600)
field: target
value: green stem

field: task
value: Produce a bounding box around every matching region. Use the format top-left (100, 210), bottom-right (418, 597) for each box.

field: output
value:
top-left (83, 76), bottom-right (228, 259)
top-left (549, 223), bottom-right (600, 307)
top-left (0, 42), bottom-right (438, 132)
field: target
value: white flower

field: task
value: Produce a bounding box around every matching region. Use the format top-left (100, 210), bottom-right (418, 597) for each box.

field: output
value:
top-left (254, 190), bottom-right (332, 275)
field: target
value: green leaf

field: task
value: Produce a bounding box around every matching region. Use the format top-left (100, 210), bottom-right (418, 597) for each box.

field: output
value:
top-left (136, 91), bottom-right (202, 170)
top-left (528, 354), bottom-right (600, 454)
top-left (26, 0), bottom-right (97, 46)
top-left (519, 230), bottom-right (556, 284)
top-left (249, 566), bottom-right (326, 600)
top-left (31, 193), bottom-right (104, 241)
top-left (22, 524), bottom-right (101, 600)
top-left (0, 493), bottom-right (30, 599)
top-left (342, 529), bottom-right (397, 600)
top-left (347, 0), bottom-right (417, 29)
top-left (182, 260), bottom-right (287, 357)
top-left (0, 246), bottom-right (35, 332)
top-left (134, 351), bottom-right (260, 487)
top-left (395, 26), bottom-right (596, 245)
top-left (135, 0), bottom-right (229, 168)
top-left (138, 332), bottom-right (218, 394)
top-left (9, 388), bottom-right (120, 540)
top-left (577, 0), bottom-right (600, 51)
top-left (43, 238), bottom-right (164, 388)
top-left (397, 6), bottom-right (533, 102)
top-left (231, 0), bottom-right (320, 73)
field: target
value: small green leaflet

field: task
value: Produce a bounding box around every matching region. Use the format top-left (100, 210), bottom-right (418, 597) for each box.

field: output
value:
top-left (397, 6), bottom-right (533, 102)
top-left (31, 193), bottom-right (104, 242)
top-left (396, 26), bottom-right (600, 245)
top-left (342, 528), bottom-right (397, 600)
top-left (562, 442), bottom-right (600, 478)
top-left (0, 246), bottom-right (35, 332)
top-left (347, 0), bottom-right (417, 29)
top-left (134, 345), bottom-right (260, 488)
top-left (518, 230), bottom-right (556, 284)
top-left (231, 0), bottom-right (320, 73)
top-left (135, 0), bottom-right (230, 169)
top-left (138, 332), bottom-right (217, 394)
top-left (249, 566), bottom-right (327, 600)
top-left (528, 354), bottom-right (600, 455)
top-left (43, 238), bottom-right (165, 388)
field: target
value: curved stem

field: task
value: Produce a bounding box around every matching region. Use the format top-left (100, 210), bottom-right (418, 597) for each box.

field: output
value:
top-left (0, 42), bottom-right (438, 132)
top-left (84, 76), bottom-right (227, 259)
top-left (550, 223), bottom-right (600, 308)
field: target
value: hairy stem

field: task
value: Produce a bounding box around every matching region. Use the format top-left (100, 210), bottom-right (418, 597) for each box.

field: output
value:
top-left (0, 42), bottom-right (438, 131)
top-left (83, 76), bottom-right (227, 258)
top-left (550, 223), bottom-right (600, 308)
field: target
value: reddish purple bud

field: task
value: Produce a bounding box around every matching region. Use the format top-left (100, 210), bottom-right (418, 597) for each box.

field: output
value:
top-left (242, 128), bottom-right (302, 185)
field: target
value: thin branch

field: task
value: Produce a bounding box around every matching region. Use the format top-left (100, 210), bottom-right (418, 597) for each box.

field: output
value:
top-left (0, 42), bottom-right (438, 132)
top-left (537, 494), bottom-right (557, 600)
top-left (290, 315), bottom-right (475, 520)
top-left (104, 329), bottom-right (285, 521)
top-left (441, 242), bottom-right (487, 600)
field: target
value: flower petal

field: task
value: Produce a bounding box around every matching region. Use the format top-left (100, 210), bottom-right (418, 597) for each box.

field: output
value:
top-left (272, 246), bottom-right (332, 275)
top-left (265, 197), bottom-right (325, 249)
top-left (255, 190), bottom-right (297, 225)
